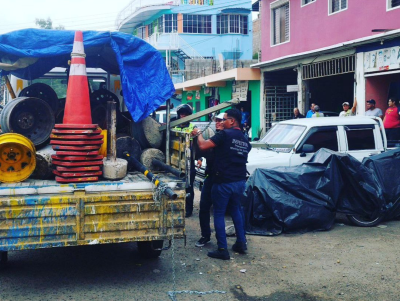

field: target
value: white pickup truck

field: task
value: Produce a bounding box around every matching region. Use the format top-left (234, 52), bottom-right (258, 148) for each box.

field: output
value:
top-left (247, 117), bottom-right (396, 174)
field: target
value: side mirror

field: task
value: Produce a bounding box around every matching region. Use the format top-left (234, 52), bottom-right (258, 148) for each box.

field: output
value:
top-left (299, 144), bottom-right (315, 157)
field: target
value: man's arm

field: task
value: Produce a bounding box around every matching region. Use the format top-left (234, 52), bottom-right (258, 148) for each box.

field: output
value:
top-left (191, 128), bottom-right (217, 151)
top-left (351, 97), bottom-right (357, 113)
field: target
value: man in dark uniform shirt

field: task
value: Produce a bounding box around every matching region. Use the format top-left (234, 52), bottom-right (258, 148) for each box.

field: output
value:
top-left (192, 109), bottom-right (251, 260)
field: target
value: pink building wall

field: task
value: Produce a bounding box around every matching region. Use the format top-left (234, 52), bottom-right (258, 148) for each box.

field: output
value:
top-left (261, 0), bottom-right (400, 62)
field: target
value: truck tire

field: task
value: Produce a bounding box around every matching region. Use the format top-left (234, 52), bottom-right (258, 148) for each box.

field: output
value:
top-left (346, 214), bottom-right (384, 227)
top-left (137, 240), bottom-right (163, 259)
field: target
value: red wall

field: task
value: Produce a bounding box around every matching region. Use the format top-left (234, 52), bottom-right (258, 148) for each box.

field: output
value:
top-left (365, 74), bottom-right (400, 112)
top-left (261, 0), bottom-right (400, 61)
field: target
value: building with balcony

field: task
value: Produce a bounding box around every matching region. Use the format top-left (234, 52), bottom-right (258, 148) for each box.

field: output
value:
top-left (253, 0), bottom-right (400, 131)
top-left (116, 0), bottom-right (254, 83)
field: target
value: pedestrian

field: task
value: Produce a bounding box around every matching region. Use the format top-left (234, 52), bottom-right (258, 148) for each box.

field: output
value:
top-left (240, 107), bottom-right (250, 126)
top-left (311, 105), bottom-right (324, 117)
top-left (339, 98), bottom-right (357, 117)
top-left (173, 103), bottom-right (199, 218)
top-left (383, 97), bottom-right (400, 143)
top-left (191, 109), bottom-right (251, 260)
top-left (293, 107), bottom-right (305, 119)
top-left (306, 103), bottom-right (315, 118)
top-left (365, 99), bottom-right (383, 119)
top-left (195, 112), bottom-right (225, 248)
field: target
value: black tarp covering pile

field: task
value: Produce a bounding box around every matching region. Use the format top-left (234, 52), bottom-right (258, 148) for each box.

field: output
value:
top-left (243, 148), bottom-right (400, 235)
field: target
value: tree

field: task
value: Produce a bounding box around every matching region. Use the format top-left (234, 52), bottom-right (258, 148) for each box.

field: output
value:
top-left (35, 18), bottom-right (65, 30)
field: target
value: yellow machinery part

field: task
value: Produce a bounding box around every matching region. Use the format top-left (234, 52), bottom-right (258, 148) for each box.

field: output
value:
top-left (0, 133), bottom-right (36, 183)
top-left (98, 129), bottom-right (107, 157)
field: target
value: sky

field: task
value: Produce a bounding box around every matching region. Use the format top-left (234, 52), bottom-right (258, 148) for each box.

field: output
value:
top-left (0, 0), bottom-right (132, 34)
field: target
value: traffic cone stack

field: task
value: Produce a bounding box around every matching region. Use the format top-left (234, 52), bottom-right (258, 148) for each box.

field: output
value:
top-left (50, 31), bottom-right (104, 183)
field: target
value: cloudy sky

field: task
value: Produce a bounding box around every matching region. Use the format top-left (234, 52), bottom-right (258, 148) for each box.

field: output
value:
top-left (0, 0), bottom-right (132, 34)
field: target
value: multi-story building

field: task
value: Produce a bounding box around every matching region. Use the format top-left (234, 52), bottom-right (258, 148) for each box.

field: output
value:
top-left (117, 0), bottom-right (253, 83)
top-left (253, 0), bottom-right (400, 131)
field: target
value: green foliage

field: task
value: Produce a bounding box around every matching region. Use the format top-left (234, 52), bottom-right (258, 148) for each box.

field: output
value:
top-left (252, 52), bottom-right (259, 60)
top-left (35, 18), bottom-right (65, 30)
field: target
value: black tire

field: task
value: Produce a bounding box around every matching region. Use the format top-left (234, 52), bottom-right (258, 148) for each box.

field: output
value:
top-left (137, 240), bottom-right (163, 259)
top-left (346, 214), bottom-right (384, 227)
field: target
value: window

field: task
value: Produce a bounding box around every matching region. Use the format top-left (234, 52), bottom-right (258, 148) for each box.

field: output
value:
top-left (300, 127), bottom-right (339, 153)
top-left (329, 0), bottom-right (347, 14)
top-left (345, 127), bottom-right (375, 150)
top-left (271, 1), bottom-right (289, 45)
top-left (164, 14), bottom-right (178, 33)
top-left (217, 14), bottom-right (248, 34)
top-left (301, 0), bottom-right (315, 6)
top-left (388, 0), bottom-right (400, 9)
top-left (183, 15), bottom-right (211, 34)
top-left (136, 26), bottom-right (146, 40)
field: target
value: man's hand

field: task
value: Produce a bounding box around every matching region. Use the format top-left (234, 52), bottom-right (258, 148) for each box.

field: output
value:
top-left (196, 159), bottom-right (202, 169)
top-left (191, 128), bottom-right (201, 137)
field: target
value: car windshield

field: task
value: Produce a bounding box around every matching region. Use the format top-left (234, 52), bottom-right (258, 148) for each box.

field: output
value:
top-left (261, 124), bottom-right (306, 145)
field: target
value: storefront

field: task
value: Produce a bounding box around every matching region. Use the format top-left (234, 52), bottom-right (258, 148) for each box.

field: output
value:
top-left (174, 68), bottom-right (261, 139)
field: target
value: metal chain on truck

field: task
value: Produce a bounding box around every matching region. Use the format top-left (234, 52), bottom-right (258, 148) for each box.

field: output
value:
top-left (165, 189), bottom-right (226, 301)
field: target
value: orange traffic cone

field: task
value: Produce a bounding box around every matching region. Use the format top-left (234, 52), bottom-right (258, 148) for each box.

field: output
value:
top-left (63, 31), bottom-right (92, 125)
top-left (51, 31), bottom-right (104, 183)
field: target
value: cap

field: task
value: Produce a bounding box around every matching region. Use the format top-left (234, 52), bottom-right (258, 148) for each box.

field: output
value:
top-left (342, 102), bottom-right (350, 106)
top-left (366, 99), bottom-right (376, 105)
top-left (314, 105), bottom-right (320, 111)
top-left (215, 113), bottom-right (225, 120)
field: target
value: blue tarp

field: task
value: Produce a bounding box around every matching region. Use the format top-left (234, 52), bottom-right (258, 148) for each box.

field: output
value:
top-left (0, 29), bottom-right (175, 122)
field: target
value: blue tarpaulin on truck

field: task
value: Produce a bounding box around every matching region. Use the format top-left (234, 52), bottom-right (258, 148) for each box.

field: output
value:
top-left (0, 29), bottom-right (175, 122)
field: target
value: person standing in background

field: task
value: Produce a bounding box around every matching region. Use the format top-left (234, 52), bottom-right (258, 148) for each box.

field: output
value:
top-left (311, 105), bottom-right (324, 117)
top-left (306, 103), bottom-right (315, 118)
top-left (293, 107), bottom-right (305, 119)
top-left (339, 98), bottom-right (357, 117)
top-left (383, 97), bottom-right (400, 143)
top-left (365, 99), bottom-right (383, 119)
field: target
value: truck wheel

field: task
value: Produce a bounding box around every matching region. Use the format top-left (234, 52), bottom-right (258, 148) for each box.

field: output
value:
top-left (346, 214), bottom-right (384, 227)
top-left (137, 240), bottom-right (163, 259)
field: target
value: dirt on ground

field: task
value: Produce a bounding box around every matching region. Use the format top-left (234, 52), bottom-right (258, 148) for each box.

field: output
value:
top-left (1, 190), bottom-right (399, 301)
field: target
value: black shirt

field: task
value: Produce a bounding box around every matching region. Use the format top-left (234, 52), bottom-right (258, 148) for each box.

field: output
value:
top-left (209, 128), bottom-right (251, 183)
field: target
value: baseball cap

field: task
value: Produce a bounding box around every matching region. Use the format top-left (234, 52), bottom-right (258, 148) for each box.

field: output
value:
top-left (342, 102), bottom-right (350, 106)
top-left (366, 99), bottom-right (376, 105)
top-left (215, 113), bottom-right (225, 120)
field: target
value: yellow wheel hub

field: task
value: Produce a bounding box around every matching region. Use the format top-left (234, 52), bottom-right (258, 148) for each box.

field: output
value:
top-left (0, 133), bottom-right (36, 183)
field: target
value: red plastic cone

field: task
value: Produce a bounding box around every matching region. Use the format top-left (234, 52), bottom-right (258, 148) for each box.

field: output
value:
top-left (63, 31), bottom-right (92, 124)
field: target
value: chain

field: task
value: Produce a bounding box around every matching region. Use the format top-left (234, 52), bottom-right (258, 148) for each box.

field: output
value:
top-left (191, 119), bottom-right (214, 138)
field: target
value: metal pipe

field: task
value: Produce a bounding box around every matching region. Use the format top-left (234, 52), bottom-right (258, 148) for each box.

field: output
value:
top-left (123, 152), bottom-right (177, 200)
top-left (152, 159), bottom-right (185, 178)
top-left (106, 101), bottom-right (117, 162)
top-left (3, 76), bottom-right (16, 99)
top-left (166, 98), bottom-right (171, 165)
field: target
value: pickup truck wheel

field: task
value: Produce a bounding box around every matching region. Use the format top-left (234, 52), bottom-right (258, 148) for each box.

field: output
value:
top-left (137, 240), bottom-right (163, 259)
top-left (346, 214), bottom-right (384, 227)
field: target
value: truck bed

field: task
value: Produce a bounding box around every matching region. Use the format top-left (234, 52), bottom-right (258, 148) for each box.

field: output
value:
top-left (0, 172), bottom-right (186, 252)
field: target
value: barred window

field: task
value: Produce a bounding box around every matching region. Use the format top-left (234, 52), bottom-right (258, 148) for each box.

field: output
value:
top-left (164, 14), bottom-right (178, 33)
top-left (388, 0), bottom-right (400, 9)
top-left (136, 26), bottom-right (146, 40)
top-left (271, 2), bottom-right (289, 45)
top-left (183, 15), bottom-right (212, 34)
top-left (330, 0), bottom-right (347, 14)
top-left (301, 0), bottom-right (315, 6)
top-left (217, 14), bottom-right (248, 34)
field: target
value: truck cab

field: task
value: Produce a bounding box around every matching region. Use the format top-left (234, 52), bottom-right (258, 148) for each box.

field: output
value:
top-left (247, 117), bottom-right (389, 174)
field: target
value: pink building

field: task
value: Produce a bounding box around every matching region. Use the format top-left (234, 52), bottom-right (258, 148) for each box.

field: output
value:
top-left (252, 0), bottom-right (400, 130)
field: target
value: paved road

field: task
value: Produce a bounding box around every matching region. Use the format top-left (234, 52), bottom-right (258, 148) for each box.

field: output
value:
top-left (1, 191), bottom-right (400, 301)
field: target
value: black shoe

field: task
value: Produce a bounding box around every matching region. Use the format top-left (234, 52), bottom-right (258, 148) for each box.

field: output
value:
top-left (185, 212), bottom-right (192, 218)
top-left (232, 242), bottom-right (247, 254)
top-left (207, 248), bottom-right (230, 260)
top-left (195, 237), bottom-right (210, 247)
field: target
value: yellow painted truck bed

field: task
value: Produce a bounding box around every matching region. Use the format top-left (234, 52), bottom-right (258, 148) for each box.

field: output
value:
top-left (0, 172), bottom-right (185, 252)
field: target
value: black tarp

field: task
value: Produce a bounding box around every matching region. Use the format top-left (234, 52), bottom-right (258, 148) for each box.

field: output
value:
top-left (243, 148), bottom-right (400, 235)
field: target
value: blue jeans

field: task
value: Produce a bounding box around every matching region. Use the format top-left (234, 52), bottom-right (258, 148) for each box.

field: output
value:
top-left (212, 180), bottom-right (246, 250)
top-left (199, 176), bottom-right (214, 238)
